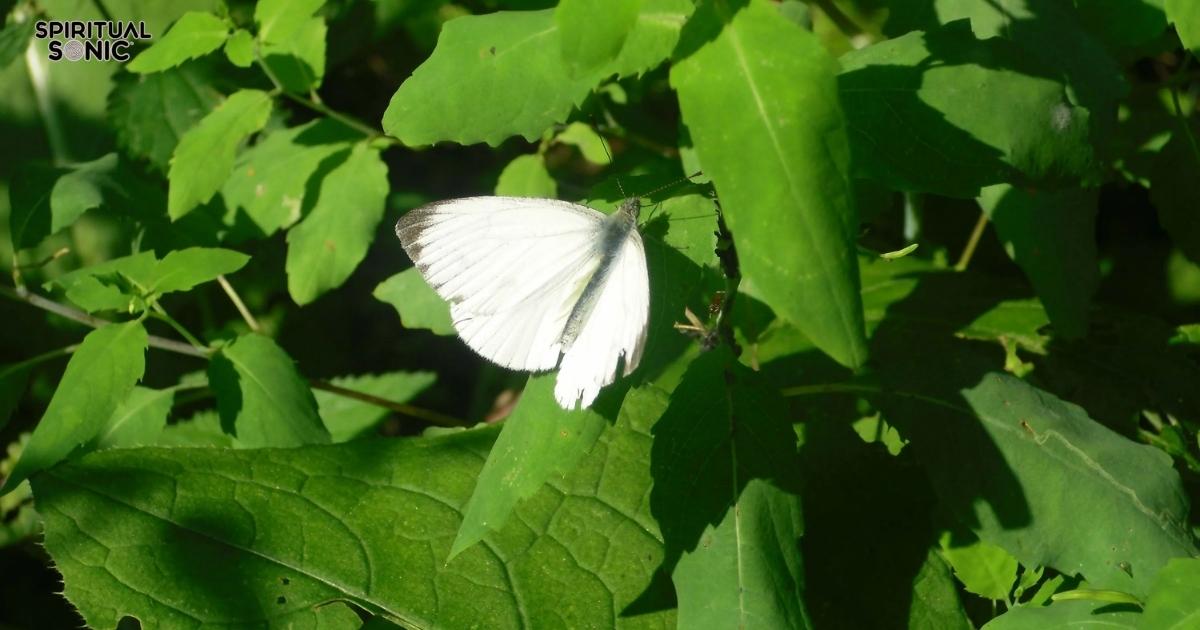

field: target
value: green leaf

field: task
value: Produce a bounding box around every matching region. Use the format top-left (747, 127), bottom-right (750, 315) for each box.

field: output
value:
top-left (222, 120), bottom-right (359, 236)
top-left (979, 185), bottom-right (1099, 338)
top-left (209, 334), bottom-right (330, 448)
top-left (450, 374), bottom-right (611, 558)
top-left (1168, 0), bottom-right (1200, 55)
top-left (90, 386), bottom-right (173, 450)
top-left (554, 122), bottom-right (612, 164)
top-left (127, 11), bottom-right (230, 73)
top-left (52, 251), bottom-right (158, 312)
top-left (286, 144), bottom-right (389, 305)
top-left (0, 18), bottom-right (34, 70)
top-left (1, 322), bottom-right (147, 494)
top-left (838, 21), bottom-right (1097, 197)
top-left (147, 247), bottom-right (250, 294)
top-left (651, 346), bottom-right (808, 628)
top-left (33, 417), bottom-right (675, 627)
top-left (261, 17), bottom-right (327, 93)
top-left (314, 371), bottom-right (437, 442)
top-left (556, 0), bottom-right (640, 75)
top-left (382, 0), bottom-right (691, 146)
top-left (168, 89), bottom-right (273, 220)
top-left (882, 369), bottom-right (1196, 600)
top-left (1142, 557), bottom-right (1200, 629)
top-left (255, 0), bottom-right (324, 44)
top-left (108, 61), bottom-right (225, 172)
top-left (672, 0), bottom-right (867, 369)
top-left (157, 410), bottom-right (240, 448)
top-left (10, 154), bottom-right (119, 250)
top-left (373, 268), bottom-right (455, 335)
top-left (981, 600), bottom-right (1140, 629)
top-left (939, 530), bottom-right (1019, 601)
top-left (224, 28), bottom-right (255, 67)
top-left (494, 154), bottom-right (557, 197)
top-left (1151, 130), bottom-right (1200, 265)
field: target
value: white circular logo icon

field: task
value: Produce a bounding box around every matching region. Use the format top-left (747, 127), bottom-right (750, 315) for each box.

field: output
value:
top-left (63, 39), bottom-right (85, 61)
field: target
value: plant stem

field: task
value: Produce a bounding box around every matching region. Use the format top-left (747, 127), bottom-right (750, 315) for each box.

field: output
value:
top-left (308, 379), bottom-right (466, 427)
top-left (955, 211), bottom-right (990, 271)
top-left (2, 344), bottom-right (78, 375)
top-left (149, 303), bottom-right (207, 350)
top-left (217, 275), bottom-right (260, 332)
top-left (0, 284), bottom-right (209, 358)
top-left (253, 50), bottom-right (384, 140)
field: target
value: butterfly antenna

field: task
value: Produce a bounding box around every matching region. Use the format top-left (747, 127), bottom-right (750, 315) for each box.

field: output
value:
top-left (639, 170), bottom-right (705, 200)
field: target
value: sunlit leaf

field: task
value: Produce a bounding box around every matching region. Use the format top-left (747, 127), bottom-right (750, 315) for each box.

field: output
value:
top-left (127, 11), bottom-right (230, 74)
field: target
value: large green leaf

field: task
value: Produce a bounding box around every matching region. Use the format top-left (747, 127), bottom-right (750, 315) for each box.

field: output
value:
top-left (221, 120), bottom-right (358, 236)
top-left (838, 21), bottom-right (1096, 197)
top-left (981, 600), bottom-right (1140, 629)
top-left (1168, 0), bottom-right (1200, 55)
top-left (127, 11), bottom-right (230, 74)
top-left (208, 334), bottom-right (331, 447)
top-left (556, 0), bottom-right (640, 75)
top-left (108, 61), bottom-right (224, 172)
top-left (1, 322), bottom-right (147, 493)
top-left (373, 268), bottom-right (455, 336)
top-left (286, 144), bottom-right (389, 305)
top-left (979, 184), bottom-right (1099, 338)
top-left (147, 247), bottom-right (250, 294)
top-left (255, 0), bottom-right (324, 44)
top-left (261, 17), bottom-right (327, 93)
top-left (33, 416), bottom-right (676, 627)
top-left (1141, 557), bottom-right (1200, 629)
top-left (10, 154), bottom-right (119, 250)
top-left (651, 347), bottom-right (808, 628)
top-left (450, 375), bottom-right (612, 558)
top-left (313, 371), bottom-right (437, 442)
top-left (382, 0), bottom-right (692, 146)
top-left (168, 89), bottom-right (273, 219)
top-left (672, 0), bottom-right (866, 369)
top-left (1151, 130), bottom-right (1200, 265)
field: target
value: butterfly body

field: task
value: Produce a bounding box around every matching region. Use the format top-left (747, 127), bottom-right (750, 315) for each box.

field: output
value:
top-left (395, 196), bottom-right (649, 409)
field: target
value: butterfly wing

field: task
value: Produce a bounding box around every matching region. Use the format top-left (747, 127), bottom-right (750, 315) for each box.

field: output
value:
top-left (554, 227), bottom-right (650, 409)
top-left (396, 196), bottom-right (606, 371)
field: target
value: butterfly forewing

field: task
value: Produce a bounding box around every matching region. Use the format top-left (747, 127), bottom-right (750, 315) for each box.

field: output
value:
top-left (396, 196), bottom-right (650, 409)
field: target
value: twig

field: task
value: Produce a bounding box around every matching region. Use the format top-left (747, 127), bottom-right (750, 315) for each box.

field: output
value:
top-left (149, 304), bottom-right (206, 350)
top-left (16, 247), bottom-right (71, 270)
top-left (1, 344), bottom-right (77, 375)
top-left (0, 284), bottom-right (209, 358)
top-left (217, 275), bottom-right (260, 332)
top-left (955, 211), bottom-right (990, 271)
top-left (253, 49), bottom-right (384, 139)
top-left (309, 379), bottom-right (466, 428)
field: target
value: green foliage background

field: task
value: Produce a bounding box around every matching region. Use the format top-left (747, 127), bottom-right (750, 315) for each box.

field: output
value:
top-left (1, 0), bottom-right (1200, 628)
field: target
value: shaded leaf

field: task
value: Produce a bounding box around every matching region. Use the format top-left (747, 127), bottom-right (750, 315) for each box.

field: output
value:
top-left (838, 21), bottom-right (1097, 197)
top-left (450, 374), bottom-right (612, 558)
top-left (383, 0), bottom-right (691, 146)
top-left (208, 334), bottom-right (331, 447)
top-left (221, 119), bottom-right (358, 236)
top-left (1151, 130), bottom-right (1200, 265)
top-left (313, 371), bottom-right (437, 442)
top-left (373, 268), bottom-right (455, 336)
top-left (10, 154), bottom-right (119, 250)
top-left (0, 363), bottom-right (30, 433)
top-left (0, 18), bottom-right (34, 70)
top-left (157, 411), bottom-right (239, 448)
top-left (108, 61), bottom-right (224, 172)
top-left (979, 184), bottom-right (1099, 338)
top-left (494, 154), bottom-right (556, 197)
top-left (1, 322), bottom-right (147, 493)
top-left (672, 0), bottom-right (866, 368)
top-left (128, 11), bottom-right (230, 73)
top-left (651, 346), bottom-right (808, 628)
top-left (33, 417), bottom-right (675, 627)
top-left (286, 144), bottom-right (389, 305)
top-left (556, 0), bottom-right (640, 75)
top-left (90, 386), bottom-right (173, 450)
top-left (168, 89), bottom-right (273, 219)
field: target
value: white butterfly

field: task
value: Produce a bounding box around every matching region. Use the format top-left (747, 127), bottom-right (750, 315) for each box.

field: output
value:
top-left (395, 196), bottom-right (650, 410)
